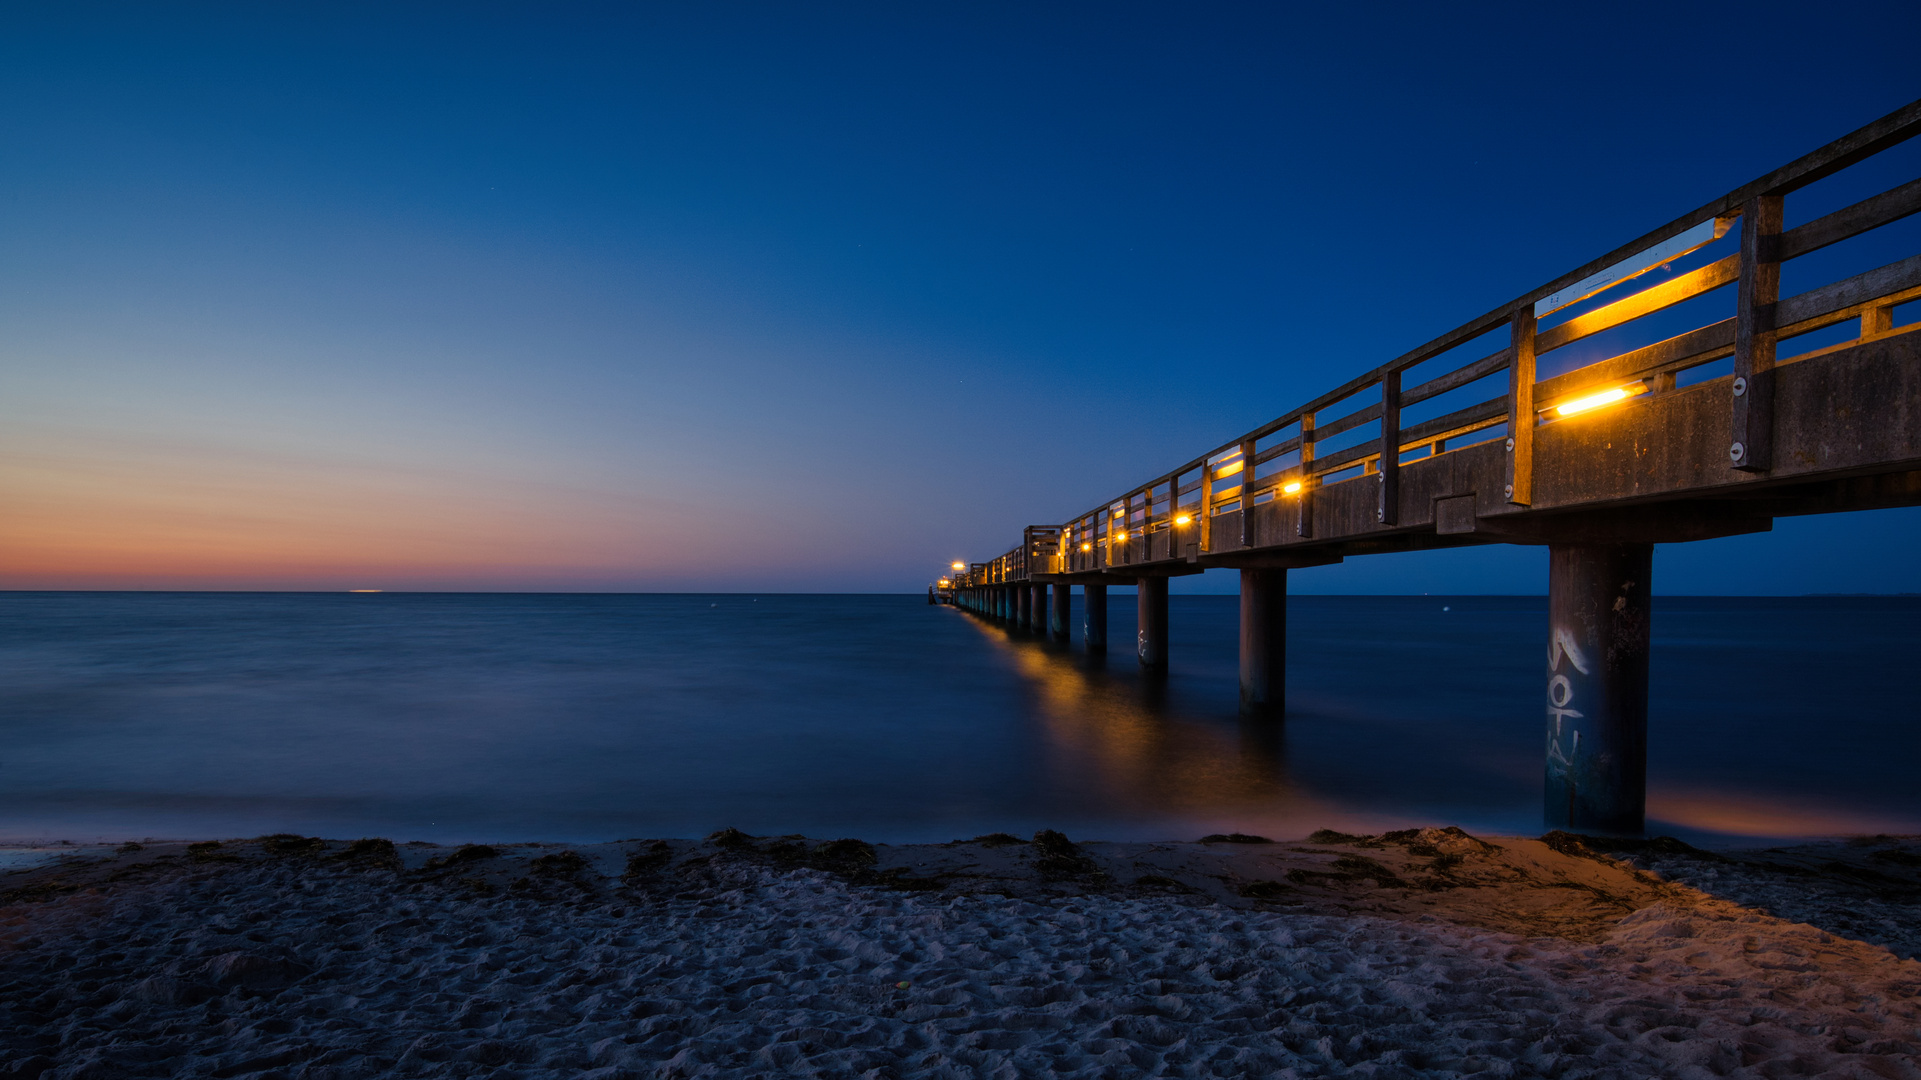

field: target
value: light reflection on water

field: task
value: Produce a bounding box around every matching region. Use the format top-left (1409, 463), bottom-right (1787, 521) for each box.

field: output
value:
top-left (0, 592), bottom-right (1915, 846)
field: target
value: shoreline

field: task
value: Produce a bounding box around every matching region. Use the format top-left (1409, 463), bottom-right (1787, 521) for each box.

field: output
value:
top-left (3, 827), bottom-right (1918, 1077)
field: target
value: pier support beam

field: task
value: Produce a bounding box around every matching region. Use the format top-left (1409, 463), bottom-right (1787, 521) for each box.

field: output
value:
top-left (1083, 585), bottom-right (1108, 653)
top-left (1545, 542), bottom-right (1653, 836)
top-left (1238, 568), bottom-right (1287, 716)
top-left (1050, 583), bottom-right (1070, 641)
top-left (1136, 578), bottom-right (1168, 670)
top-left (1016, 583), bottom-right (1033, 630)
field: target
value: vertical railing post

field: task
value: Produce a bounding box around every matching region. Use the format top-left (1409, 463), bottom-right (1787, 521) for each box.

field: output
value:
top-left (1297, 412), bottom-right (1316, 538)
top-left (1237, 438), bottom-right (1257, 548)
top-left (1507, 308), bottom-right (1537, 505)
top-left (1862, 302), bottom-right (1894, 339)
top-left (1732, 195), bottom-right (1783, 473)
top-left (1198, 459), bottom-right (1214, 552)
top-left (1378, 372), bottom-right (1401, 525)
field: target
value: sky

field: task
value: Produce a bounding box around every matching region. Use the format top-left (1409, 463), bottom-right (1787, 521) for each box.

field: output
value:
top-left (2, 2), bottom-right (1918, 594)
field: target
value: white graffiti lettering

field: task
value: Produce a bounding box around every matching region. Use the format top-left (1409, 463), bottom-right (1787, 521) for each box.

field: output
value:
top-left (1549, 627), bottom-right (1590, 675)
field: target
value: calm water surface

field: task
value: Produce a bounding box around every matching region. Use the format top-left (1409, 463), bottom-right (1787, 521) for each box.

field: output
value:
top-left (1, 593), bottom-right (1916, 846)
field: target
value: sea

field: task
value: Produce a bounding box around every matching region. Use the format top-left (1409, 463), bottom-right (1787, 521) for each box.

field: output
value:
top-left (2, 592), bottom-right (1916, 848)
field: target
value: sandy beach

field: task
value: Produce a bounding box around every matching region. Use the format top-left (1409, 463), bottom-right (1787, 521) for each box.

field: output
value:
top-left (2, 827), bottom-right (1918, 1079)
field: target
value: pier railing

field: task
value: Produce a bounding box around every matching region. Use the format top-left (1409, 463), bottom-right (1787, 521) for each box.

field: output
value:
top-left (951, 99), bottom-right (1921, 588)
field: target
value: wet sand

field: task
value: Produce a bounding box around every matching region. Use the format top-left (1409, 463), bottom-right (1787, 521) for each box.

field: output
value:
top-left (2, 828), bottom-right (1918, 1078)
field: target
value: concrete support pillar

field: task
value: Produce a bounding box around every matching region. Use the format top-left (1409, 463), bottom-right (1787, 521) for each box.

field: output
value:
top-left (1050, 583), bottom-right (1071, 641)
top-left (1083, 584), bottom-right (1108, 653)
top-left (998, 587), bottom-right (1011, 621)
top-left (1136, 577), bottom-right (1168, 669)
top-left (1016, 583), bottom-right (1032, 630)
top-left (1545, 542), bottom-right (1653, 836)
top-left (1031, 584), bottom-right (1047, 633)
top-left (1239, 568), bottom-right (1287, 715)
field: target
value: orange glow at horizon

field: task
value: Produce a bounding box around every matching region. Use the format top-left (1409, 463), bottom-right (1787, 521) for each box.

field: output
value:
top-left (0, 428), bottom-right (770, 589)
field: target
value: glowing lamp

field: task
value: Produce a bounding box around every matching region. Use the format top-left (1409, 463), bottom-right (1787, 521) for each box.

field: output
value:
top-left (1081, 542), bottom-right (1091, 551)
top-left (952, 562), bottom-right (965, 570)
top-left (1175, 515), bottom-right (1191, 526)
top-left (1283, 481), bottom-right (1302, 495)
top-left (1553, 385), bottom-right (1641, 417)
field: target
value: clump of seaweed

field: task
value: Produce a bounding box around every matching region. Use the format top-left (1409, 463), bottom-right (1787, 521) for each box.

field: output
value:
top-left (1287, 853), bottom-right (1405, 889)
top-left (1238, 880), bottom-right (1290, 899)
top-left (259, 834), bottom-right (328, 856)
top-left (1305, 829), bottom-right (1368, 845)
top-left (187, 841), bottom-right (238, 864)
top-left (423, 844), bottom-right (499, 872)
top-left (623, 841), bottom-right (673, 882)
top-left (116, 842), bottom-right (144, 855)
top-left (1198, 833), bottom-right (1273, 844)
top-left (810, 838), bottom-right (878, 873)
top-left (706, 828), bottom-right (756, 850)
top-left (336, 838), bottom-right (401, 868)
top-left (1032, 830), bottom-right (1104, 881)
top-left (1134, 874), bottom-right (1188, 891)
top-left (528, 850), bottom-right (589, 877)
top-left (970, 833), bottom-right (1028, 848)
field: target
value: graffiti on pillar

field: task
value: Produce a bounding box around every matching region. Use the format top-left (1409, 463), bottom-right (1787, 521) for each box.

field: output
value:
top-left (1138, 629), bottom-right (1148, 661)
top-left (1546, 627), bottom-right (1589, 778)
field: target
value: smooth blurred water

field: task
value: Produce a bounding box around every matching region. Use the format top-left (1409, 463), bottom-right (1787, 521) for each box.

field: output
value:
top-left (1, 592), bottom-right (1916, 846)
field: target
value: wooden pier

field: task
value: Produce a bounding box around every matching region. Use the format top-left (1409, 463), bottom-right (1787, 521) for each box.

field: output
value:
top-left (938, 101), bottom-right (1921, 835)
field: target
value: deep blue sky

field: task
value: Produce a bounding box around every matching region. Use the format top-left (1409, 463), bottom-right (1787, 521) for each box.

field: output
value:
top-left (2, 2), bottom-right (1917, 592)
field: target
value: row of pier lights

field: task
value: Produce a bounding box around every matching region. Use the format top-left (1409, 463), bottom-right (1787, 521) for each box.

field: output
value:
top-left (932, 543), bottom-right (1653, 838)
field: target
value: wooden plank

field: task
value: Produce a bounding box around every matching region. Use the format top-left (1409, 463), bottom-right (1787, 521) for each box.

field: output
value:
top-left (1508, 308), bottom-right (1537, 505)
top-left (1534, 319), bottom-right (1737, 406)
top-left (1311, 400), bottom-right (1384, 442)
top-left (1535, 216), bottom-right (1731, 318)
top-left (1199, 460), bottom-right (1213, 552)
top-left (1779, 177), bottom-right (1921, 262)
top-left (1403, 346), bottom-right (1512, 406)
top-left (1775, 253), bottom-right (1921, 330)
top-left (1378, 370), bottom-right (1401, 525)
top-left (1308, 438), bottom-right (1380, 475)
top-left (1238, 438), bottom-right (1257, 548)
top-left (1732, 194), bottom-right (1784, 473)
top-left (1734, 98), bottom-right (1921, 199)
top-left (1534, 254), bottom-right (1740, 355)
top-left (1297, 411), bottom-right (1316, 538)
top-left (1398, 396), bottom-right (1507, 446)
top-left (1253, 436), bottom-right (1302, 464)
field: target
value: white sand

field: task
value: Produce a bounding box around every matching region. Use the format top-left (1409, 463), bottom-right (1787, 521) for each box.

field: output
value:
top-left (1, 830), bottom-right (1917, 1079)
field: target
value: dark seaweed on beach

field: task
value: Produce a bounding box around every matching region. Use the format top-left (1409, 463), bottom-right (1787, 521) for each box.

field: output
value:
top-left (422, 844), bottom-right (499, 872)
top-left (622, 841), bottom-right (674, 882)
top-left (1199, 833), bottom-right (1273, 844)
top-left (969, 833), bottom-right (1028, 847)
top-left (336, 838), bottom-right (400, 867)
top-left (1032, 830), bottom-right (1104, 882)
top-left (259, 833), bottom-right (328, 856)
top-left (706, 827), bottom-right (757, 850)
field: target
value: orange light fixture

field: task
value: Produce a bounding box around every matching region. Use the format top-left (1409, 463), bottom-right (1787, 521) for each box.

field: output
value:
top-left (1552, 385), bottom-right (1642, 417)
top-left (1175, 514), bottom-right (1191, 526)
top-left (1283, 481), bottom-right (1303, 495)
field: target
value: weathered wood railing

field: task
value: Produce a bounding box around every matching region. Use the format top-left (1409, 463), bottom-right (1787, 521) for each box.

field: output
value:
top-left (950, 99), bottom-right (1921, 590)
